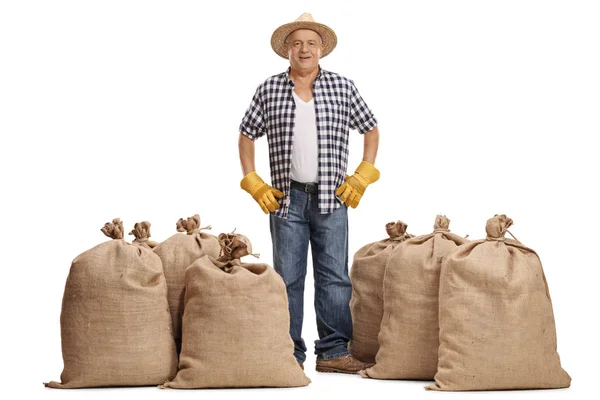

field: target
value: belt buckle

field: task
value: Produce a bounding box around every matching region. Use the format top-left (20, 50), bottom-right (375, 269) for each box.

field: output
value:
top-left (305, 182), bottom-right (316, 193)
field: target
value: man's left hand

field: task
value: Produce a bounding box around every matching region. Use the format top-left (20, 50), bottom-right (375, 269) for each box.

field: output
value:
top-left (335, 161), bottom-right (380, 208)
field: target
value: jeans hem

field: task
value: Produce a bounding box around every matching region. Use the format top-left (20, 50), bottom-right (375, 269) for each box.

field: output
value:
top-left (294, 354), bottom-right (307, 364)
top-left (316, 347), bottom-right (351, 361)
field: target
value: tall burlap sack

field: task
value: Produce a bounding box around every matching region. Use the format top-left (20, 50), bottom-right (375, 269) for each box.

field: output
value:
top-left (153, 214), bottom-right (221, 353)
top-left (349, 221), bottom-right (413, 363)
top-left (362, 215), bottom-right (468, 380)
top-left (45, 219), bottom-right (178, 388)
top-left (427, 214), bottom-right (571, 391)
top-left (162, 233), bottom-right (310, 389)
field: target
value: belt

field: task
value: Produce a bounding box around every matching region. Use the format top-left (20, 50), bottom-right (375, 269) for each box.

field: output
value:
top-left (290, 180), bottom-right (318, 194)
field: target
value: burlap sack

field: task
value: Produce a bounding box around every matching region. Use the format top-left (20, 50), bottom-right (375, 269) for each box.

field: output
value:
top-left (45, 219), bottom-right (178, 388)
top-left (153, 214), bottom-right (221, 353)
top-left (162, 233), bottom-right (310, 389)
top-left (349, 221), bottom-right (412, 363)
top-left (362, 215), bottom-right (468, 380)
top-left (427, 214), bottom-right (571, 391)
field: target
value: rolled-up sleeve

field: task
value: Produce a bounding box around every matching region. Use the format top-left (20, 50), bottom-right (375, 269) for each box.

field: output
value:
top-left (239, 87), bottom-right (266, 140)
top-left (349, 80), bottom-right (377, 134)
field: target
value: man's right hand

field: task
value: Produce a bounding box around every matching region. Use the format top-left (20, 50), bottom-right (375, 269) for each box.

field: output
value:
top-left (240, 171), bottom-right (284, 214)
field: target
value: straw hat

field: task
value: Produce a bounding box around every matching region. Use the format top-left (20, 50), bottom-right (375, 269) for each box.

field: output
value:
top-left (271, 13), bottom-right (337, 59)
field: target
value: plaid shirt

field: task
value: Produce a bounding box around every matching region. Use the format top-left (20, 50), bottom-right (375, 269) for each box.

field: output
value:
top-left (239, 66), bottom-right (377, 219)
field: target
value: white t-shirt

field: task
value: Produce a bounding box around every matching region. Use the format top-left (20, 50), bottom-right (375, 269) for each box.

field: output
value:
top-left (290, 90), bottom-right (319, 183)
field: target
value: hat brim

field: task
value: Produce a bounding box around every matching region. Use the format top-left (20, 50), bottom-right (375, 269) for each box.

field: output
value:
top-left (271, 21), bottom-right (337, 59)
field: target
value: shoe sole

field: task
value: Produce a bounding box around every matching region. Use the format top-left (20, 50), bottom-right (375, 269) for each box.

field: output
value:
top-left (315, 366), bottom-right (359, 374)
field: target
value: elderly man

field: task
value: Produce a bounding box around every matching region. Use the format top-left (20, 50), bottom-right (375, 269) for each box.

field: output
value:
top-left (238, 13), bottom-right (380, 374)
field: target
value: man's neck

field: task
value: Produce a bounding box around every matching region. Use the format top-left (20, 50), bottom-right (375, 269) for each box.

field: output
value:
top-left (289, 66), bottom-right (320, 86)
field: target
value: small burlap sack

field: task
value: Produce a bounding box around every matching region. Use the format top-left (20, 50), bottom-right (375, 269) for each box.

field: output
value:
top-left (45, 219), bottom-right (178, 388)
top-left (427, 214), bottom-right (571, 391)
top-left (362, 215), bottom-right (468, 380)
top-left (153, 214), bottom-right (221, 353)
top-left (162, 233), bottom-right (310, 389)
top-left (349, 221), bottom-right (413, 363)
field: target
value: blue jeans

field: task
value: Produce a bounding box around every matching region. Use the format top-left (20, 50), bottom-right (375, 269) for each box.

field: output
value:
top-left (269, 187), bottom-right (352, 363)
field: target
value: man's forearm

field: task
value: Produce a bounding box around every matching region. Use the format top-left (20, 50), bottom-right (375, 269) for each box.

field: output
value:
top-left (238, 133), bottom-right (256, 176)
top-left (362, 125), bottom-right (380, 164)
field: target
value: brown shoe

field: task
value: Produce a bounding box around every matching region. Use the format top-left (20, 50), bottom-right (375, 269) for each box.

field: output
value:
top-left (315, 355), bottom-right (374, 374)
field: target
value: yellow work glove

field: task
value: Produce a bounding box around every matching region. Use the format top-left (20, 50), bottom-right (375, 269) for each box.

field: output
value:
top-left (240, 171), bottom-right (284, 214)
top-left (335, 161), bottom-right (380, 208)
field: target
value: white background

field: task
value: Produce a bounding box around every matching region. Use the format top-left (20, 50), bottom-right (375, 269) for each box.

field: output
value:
top-left (1, 0), bottom-right (598, 399)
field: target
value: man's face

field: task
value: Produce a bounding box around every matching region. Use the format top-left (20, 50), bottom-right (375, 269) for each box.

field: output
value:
top-left (286, 29), bottom-right (323, 71)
